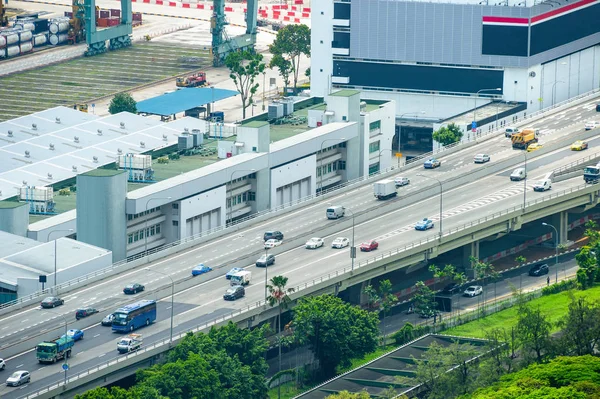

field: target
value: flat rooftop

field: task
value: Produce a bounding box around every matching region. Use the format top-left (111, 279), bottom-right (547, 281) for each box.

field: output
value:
top-left (442, 100), bottom-right (525, 127)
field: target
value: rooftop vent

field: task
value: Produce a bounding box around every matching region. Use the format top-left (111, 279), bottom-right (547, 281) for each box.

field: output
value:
top-left (74, 136), bottom-right (79, 143)
top-left (72, 165), bottom-right (78, 172)
top-left (47, 173), bottom-right (53, 179)
top-left (55, 117), bottom-right (61, 124)
top-left (7, 130), bottom-right (13, 137)
top-left (140, 141), bottom-right (145, 148)
top-left (93, 156), bottom-right (98, 163)
top-left (184, 127), bottom-right (189, 133)
top-left (97, 129), bottom-right (103, 136)
top-left (31, 123), bottom-right (37, 130)
top-left (120, 122), bottom-right (125, 129)
top-left (22, 180), bottom-right (27, 186)
top-left (162, 134), bottom-right (168, 141)
top-left (24, 150), bottom-right (30, 158)
top-left (49, 143), bottom-right (55, 151)
top-left (117, 148), bottom-right (123, 155)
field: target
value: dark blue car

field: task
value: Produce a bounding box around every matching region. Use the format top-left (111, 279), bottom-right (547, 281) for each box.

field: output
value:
top-left (423, 158), bottom-right (441, 169)
top-left (415, 218), bottom-right (434, 231)
top-left (192, 264), bottom-right (212, 276)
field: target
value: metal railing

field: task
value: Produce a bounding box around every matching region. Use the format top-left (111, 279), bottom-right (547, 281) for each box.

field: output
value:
top-left (553, 151), bottom-right (600, 176)
top-left (18, 181), bottom-right (597, 398)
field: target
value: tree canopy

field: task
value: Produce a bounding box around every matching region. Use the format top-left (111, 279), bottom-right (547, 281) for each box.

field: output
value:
top-left (432, 123), bottom-right (463, 146)
top-left (108, 92), bottom-right (137, 114)
top-left (225, 50), bottom-right (266, 119)
top-left (269, 24), bottom-right (310, 89)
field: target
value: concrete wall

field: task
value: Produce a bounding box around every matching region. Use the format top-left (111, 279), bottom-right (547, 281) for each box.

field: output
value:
top-left (271, 155), bottom-right (316, 207)
top-left (77, 171), bottom-right (127, 262)
top-left (310, 0), bottom-right (335, 97)
top-left (0, 202), bottom-right (28, 237)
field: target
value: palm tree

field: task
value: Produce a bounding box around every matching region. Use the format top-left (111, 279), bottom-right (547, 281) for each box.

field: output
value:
top-left (267, 275), bottom-right (295, 399)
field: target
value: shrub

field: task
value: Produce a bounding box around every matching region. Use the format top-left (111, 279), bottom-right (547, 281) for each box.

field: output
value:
top-left (541, 279), bottom-right (577, 296)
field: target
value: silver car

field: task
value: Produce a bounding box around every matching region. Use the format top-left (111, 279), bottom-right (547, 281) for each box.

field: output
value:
top-left (6, 370), bottom-right (30, 387)
top-left (473, 154), bottom-right (490, 163)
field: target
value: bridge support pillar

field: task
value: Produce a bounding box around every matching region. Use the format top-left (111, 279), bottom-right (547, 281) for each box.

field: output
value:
top-left (358, 279), bottom-right (372, 307)
top-left (462, 240), bottom-right (479, 278)
top-left (550, 211), bottom-right (569, 244)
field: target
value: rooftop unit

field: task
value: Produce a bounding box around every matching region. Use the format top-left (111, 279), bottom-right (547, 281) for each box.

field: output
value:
top-left (268, 103), bottom-right (284, 119)
top-left (118, 154), bottom-right (154, 183)
top-left (19, 186), bottom-right (56, 215)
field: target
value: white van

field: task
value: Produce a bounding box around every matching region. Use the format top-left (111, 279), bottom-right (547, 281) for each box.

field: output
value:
top-left (326, 206), bottom-right (345, 219)
top-left (505, 126), bottom-right (520, 138)
top-left (510, 168), bottom-right (527, 181)
top-left (533, 179), bottom-right (552, 192)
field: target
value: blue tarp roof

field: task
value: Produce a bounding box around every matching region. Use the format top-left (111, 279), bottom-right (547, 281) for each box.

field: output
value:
top-left (136, 87), bottom-right (239, 116)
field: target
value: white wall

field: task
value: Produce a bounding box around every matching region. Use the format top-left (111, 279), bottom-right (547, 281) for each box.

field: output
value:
top-left (310, 0), bottom-right (334, 97)
top-left (177, 185), bottom-right (226, 239)
top-left (360, 102), bottom-right (396, 175)
top-left (502, 67), bottom-right (529, 103)
top-left (270, 154), bottom-right (316, 207)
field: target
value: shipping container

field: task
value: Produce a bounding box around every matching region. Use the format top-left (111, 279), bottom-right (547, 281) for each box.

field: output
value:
top-left (19, 186), bottom-right (54, 202)
top-left (97, 18), bottom-right (109, 27)
top-left (132, 12), bottom-right (142, 21)
top-left (64, 11), bottom-right (74, 18)
top-left (107, 17), bottom-right (120, 27)
top-left (99, 10), bottom-right (110, 18)
top-left (110, 9), bottom-right (121, 17)
top-left (33, 19), bottom-right (49, 35)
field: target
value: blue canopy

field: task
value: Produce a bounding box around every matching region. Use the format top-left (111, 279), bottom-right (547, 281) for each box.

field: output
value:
top-left (136, 87), bottom-right (239, 116)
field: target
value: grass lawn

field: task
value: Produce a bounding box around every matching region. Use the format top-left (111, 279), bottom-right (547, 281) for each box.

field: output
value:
top-left (268, 382), bottom-right (302, 399)
top-left (444, 285), bottom-right (600, 338)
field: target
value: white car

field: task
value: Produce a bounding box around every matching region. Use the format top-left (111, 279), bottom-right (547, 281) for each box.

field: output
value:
top-left (473, 154), bottom-right (490, 163)
top-left (331, 237), bottom-right (350, 249)
top-left (585, 121), bottom-right (600, 130)
top-left (305, 237), bottom-right (324, 249)
top-left (0, 358), bottom-right (5, 370)
top-left (463, 286), bottom-right (483, 297)
top-left (6, 370), bottom-right (30, 387)
top-left (264, 239), bottom-right (282, 249)
top-left (394, 177), bottom-right (410, 187)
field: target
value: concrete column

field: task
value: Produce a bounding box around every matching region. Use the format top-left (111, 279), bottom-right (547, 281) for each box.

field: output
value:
top-left (254, 168), bottom-right (270, 212)
top-left (550, 211), bottom-right (569, 244)
top-left (358, 279), bottom-right (372, 307)
top-left (462, 240), bottom-right (480, 278)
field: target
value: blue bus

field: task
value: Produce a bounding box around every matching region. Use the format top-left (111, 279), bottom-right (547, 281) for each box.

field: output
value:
top-left (112, 300), bottom-right (157, 332)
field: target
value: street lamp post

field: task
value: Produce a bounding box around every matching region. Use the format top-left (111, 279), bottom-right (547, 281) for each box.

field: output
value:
top-left (40, 308), bottom-right (68, 384)
top-left (417, 174), bottom-right (443, 238)
top-left (523, 151), bottom-right (528, 210)
top-left (262, 72), bottom-right (266, 111)
top-left (318, 138), bottom-right (346, 193)
top-left (264, 248), bottom-right (269, 301)
top-left (377, 149), bottom-right (393, 174)
top-left (48, 229), bottom-right (74, 295)
top-left (551, 80), bottom-right (566, 106)
top-left (473, 88), bottom-right (502, 135)
top-left (542, 222), bottom-right (559, 283)
top-left (346, 207), bottom-right (356, 271)
top-left (145, 268), bottom-right (175, 344)
top-left (228, 169), bottom-right (256, 224)
top-left (144, 197), bottom-right (172, 259)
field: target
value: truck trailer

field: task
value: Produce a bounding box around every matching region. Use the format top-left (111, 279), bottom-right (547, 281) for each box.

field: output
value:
top-left (36, 336), bottom-right (74, 363)
top-left (117, 334), bottom-right (143, 353)
top-left (511, 128), bottom-right (539, 149)
top-left (584, 162), bottom-right (600, 184)
top-left (230, 270), bottom-right (251, 286)
top-left (373, 180), bottom-right (397, 200)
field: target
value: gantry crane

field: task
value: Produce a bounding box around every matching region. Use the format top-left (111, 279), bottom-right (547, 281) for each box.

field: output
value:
top-left (211, 0), bottom-right (258, 66)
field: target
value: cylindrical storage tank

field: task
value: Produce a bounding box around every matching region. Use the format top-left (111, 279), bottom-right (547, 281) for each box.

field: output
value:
top-left (49, 33), bottom-right (68, 45)
top-left (0, 35), bottom-right (6, 48)
top-left (49, 21), bottom-right (69, 34)
top-left (2, 32), bottom-right (20, 46)
top-left (0, 45), bottom-right (20, 58)
top-left (19, 30), bottom-right (33, 42)
top-left (16, 22), bottom-right (35, 31)
top-left (33, 33), bottom-right (48, 47)
top-left (20, 41), bottom-right (33, 54)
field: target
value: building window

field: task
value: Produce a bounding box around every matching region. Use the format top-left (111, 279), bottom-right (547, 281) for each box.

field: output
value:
top-left (369, 120), bottom-right (381, 131)
top-left (156, 224), bottom-right (161, 234)
top-left (333, 162), bottom-right (338, 171)
top-left (249, 192), bottom-right (256, 201)
top-left (369, 163), bottom-right (380, 175)
top-left (328, 163), bottom-right (332, 173)
top-left (172, 203), bottom-right (179, 209)
top-left (242, 192), bottom-right (247, 201)
top-left (139, 229), bottom-right (144, 239)
top-left (249, 173), bottom-right (256, 179)
top-left (150, 225), bottom-right (155, 236)
top-left (317, 167), bottom-right (322, 177)
top-left (369, 141), bottom-right (381, 153)
top-left (237, 194), bottom-right (242, 203)
top-left (227, 198), bottom-right (231, 208)
top-left (128, 234), bottom-right (133, 244)
top-left (338, 160), bottom-right (346, 170)
top-left (134, 232), bottom-right (139, 242)
top-left (173, 221), bottom-right (179, 226)
top-left (127, 214), bottom-right (133, 221)
top-left (339, 142), bottom-right (346, 148)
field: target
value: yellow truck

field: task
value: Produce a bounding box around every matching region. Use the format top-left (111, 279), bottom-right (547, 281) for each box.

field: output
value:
top-left (511, 128), bottom-right (539, 149)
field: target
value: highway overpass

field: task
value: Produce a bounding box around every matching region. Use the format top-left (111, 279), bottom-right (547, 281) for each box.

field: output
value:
top-left (1, 94), bottom-right (600, 398)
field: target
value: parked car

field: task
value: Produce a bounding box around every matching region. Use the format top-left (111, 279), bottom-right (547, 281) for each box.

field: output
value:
top-left (101, 313), bottom-right (115, 326)
top-left (473, 154), bottom-right (490, 163)
top-left (41, 296), bottom-right (64, 308)
top-left (263, 231), bottom-right (284, 241)
top-left (585, 121), bottom-right (599, 130)
top-left (505, 126), bottom-right (520, 138)
top-left (527, 143), bottom-right (543, 152)
top-left (63, 329), bottom-right (84, 341)
top-left (360, 240), bottom-right (379, 252)
top-left (423, 158), bottom-right (441, 169)
top-left (256, 253), bottom-right (275, 267)
top-left (463, 286), bottom-right (483, 297)
top-left (264, 239), bottom-right (282, 249)
top-left (0, 358), bottom-right (5, 371)
top-left (76, 307), bottom-right (98, 320)
top-left (331, 237), bottom-right (350, 249)
top-left (6, 370), bottom-right (30, 387)
top-left (571, 140), bottom-right (589, 151)
top-left (441, 283), bottom-right (462, 295)
top-left (394, 177), bottom-right (410, 187)
top-left (510, 168), bottom-right (527, 181)
top-left (415, 218), bottom-right (434, 231)
top-left (192, 264), bottom-right (212, 276)
top-left (529, 263), bottom-right (549, 276)
top-left (123, 283), bottom-right (145, 294)
top-left (225, 267), bottom-right (244, 279)
top-left (223, 285), bottom-right (245, 301)
top-left (305, 237), bottom-right (325, 249)
top-left (532, 179), bottom-right (552, 192)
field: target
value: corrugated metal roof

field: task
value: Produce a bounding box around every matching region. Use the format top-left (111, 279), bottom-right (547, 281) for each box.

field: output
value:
top-left (136, 87), bottom-right (239, 116)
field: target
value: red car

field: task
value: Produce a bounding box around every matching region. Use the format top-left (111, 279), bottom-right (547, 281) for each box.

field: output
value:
top-left (360, 240), bottom-right (379, 252)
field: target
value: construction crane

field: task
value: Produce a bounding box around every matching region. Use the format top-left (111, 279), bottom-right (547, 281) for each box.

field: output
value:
top-left (211, 0), bottom-right (258, 67)
top-left (1, 0), bottom-right (9, 27)
top-left (84, 0), bottom-right (132, 55)
top-left (67, 0), bottom-right (86, 44)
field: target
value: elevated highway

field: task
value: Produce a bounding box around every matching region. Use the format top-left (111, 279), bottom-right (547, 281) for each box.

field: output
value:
top-left (1, 96), bottom-right (600, 398)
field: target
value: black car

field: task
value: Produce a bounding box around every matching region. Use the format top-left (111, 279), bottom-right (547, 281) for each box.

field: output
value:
top-left (123, 283), bottom-right (145, 295)
top-left (256, 253), bottom-right (275, 267)
top-left (76, 307), bottom-right (99, 320)
top-left (40, 296), bottom-right (64, 308)
top-left (529, 263), bottom-right (549, 276)
top-left (441, 283), bottom-right (461, 295)
top-left (223, 285), bottom-right (245, 301)
top-left (101, 314), bottom-right (115, 326)
top-left (596, 103), bottom-right (600, 112)
top-left (263, 231), bottom-right (284, 241)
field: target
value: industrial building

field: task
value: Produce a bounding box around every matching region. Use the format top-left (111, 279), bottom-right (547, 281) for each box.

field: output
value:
top-left (311, 0), bottom-right (600, 155)
top-left (0, 90), bottom-right (394, 299)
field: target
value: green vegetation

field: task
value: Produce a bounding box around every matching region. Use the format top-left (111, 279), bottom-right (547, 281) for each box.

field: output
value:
top-left (269, 24), bottom-right (311, 89)
top-left (108, 92), bottom-right (137, 114)
top-left (225, 50), bottom-right (266, 119)
top-left (432, 123), bottom-right (464, 146)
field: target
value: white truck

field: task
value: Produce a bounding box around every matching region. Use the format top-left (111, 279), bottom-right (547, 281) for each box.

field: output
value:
top-left (117, 334), bottom-right (143, 354)
top-left (230, 270), bottom-right (251, 286)
top-left (373, 180), bottom-right (397, 200)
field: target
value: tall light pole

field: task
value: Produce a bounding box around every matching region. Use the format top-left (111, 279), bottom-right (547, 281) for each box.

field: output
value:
top-left (48, 229), bottom-right (73, 295)
top-left (329, 203), bottom-right (356, 271)
top-left (417, 174), bottom-right (443, 238)
top-left (551, 80), bottom-right (566, 106)
top-left (228, 169), bottom-right (255, 224)
top-left (318, 138), bottom-right (346, 193)
top-left (39, 308), bottom-right (68, 384)
top-left (144, 197), bottom-right (171, 259)
top-left (262, 72), bottom-right (266, 111)
top-left (377, 148), bottom-right (393, 174)
top-left (264, 247), bottom-right (269, 301)
top-left (145, 268), bottom-right (175, 344)
top-left (473, 88), bottom-right (502, 134)
top-left (523, 151), bottom-right (527, 210)
top-left (542, 222), bottom-right (559, 283)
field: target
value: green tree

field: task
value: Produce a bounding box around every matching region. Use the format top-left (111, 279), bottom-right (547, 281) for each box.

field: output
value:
top-left (108, 92), bottom-right (137, 114)
top-left (362, 279), bottom-right (398, 345)
top-left (292, 294), bottom-right (379, 378)
top-left (325, 390), bottom-right (406, 399)
top-left (266, 275), bottom-right (295, 399)
top-left (225, 50), bottom-right (266, 119)
top-left (269, 53), bottom-right (292, 88)
top-left (268, 24), bottom-right (310, 89)
top-left (556, 294), bottom-right (600, 356)
top-left (412, 281), bottom-right (436, 318)
top-left (475, 327), bottom-right (516, 389)
top-left (575, 245), bottom-right (597, 289)
top-left (516, 303), bottom-right (552, 364)
top-left (515, 255), bottom-right (527, 268)
top-left (432, 123), bottom-right (463, 146)
top-left (305, 67), bottom-right (311, 78)
top-left (429, 264), bottom-right (456, 292)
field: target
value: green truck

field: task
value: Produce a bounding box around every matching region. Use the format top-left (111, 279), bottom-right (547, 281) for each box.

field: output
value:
top-left (36, 336), bottom-right (74, 363)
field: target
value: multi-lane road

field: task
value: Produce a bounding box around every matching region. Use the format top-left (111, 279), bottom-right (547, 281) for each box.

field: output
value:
top-left (1, 98), bottom-right (599, 397)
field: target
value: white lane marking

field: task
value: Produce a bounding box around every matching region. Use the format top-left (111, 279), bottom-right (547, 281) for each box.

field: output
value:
top-left (93, 334), bottom-right (100, 338)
